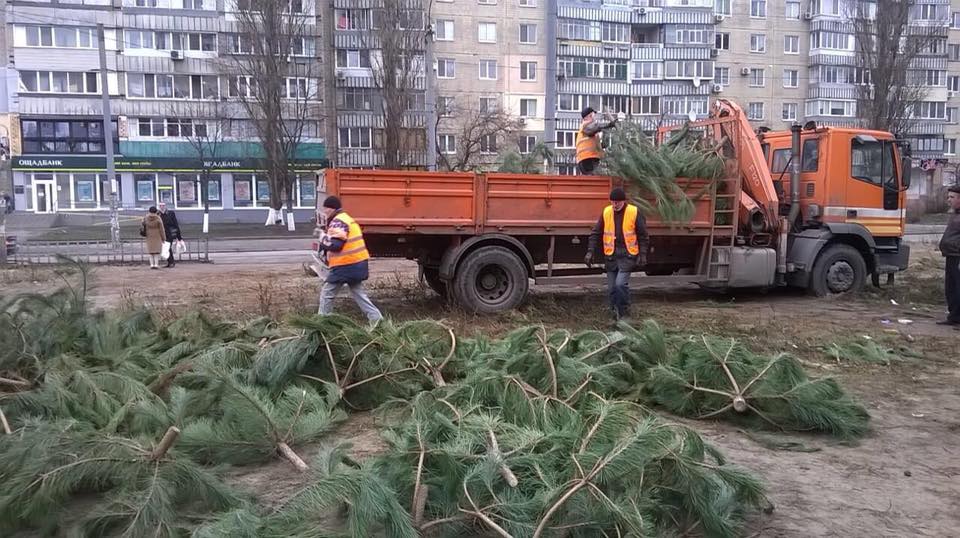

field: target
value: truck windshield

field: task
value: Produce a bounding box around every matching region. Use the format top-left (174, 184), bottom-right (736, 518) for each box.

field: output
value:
top-left (771, 140), bottom-right (819, 173)
top-left (851, 140), bottom-right (896, 187)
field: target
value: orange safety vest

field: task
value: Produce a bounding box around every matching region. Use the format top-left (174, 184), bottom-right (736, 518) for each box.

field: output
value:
top-left (602, 204), bottom-right (640, 257)
top-left (326, 211), bottom-right (371, 268)
top-left (576, 120), bottom-right (603, 163)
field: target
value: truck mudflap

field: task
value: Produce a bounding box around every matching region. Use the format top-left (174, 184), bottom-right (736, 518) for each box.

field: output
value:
top-left (875, 244), bottom-right (910, 273)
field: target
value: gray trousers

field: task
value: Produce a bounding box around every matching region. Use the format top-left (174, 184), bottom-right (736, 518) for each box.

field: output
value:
top-left (606, 268), bottom-right (631, 317)
top-left (318, 280), bottom-right (383, 323)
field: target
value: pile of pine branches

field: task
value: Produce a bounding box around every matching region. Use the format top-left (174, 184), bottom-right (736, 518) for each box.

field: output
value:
top-left (603, 121), bottom-right (726, 224)
top-left (0, 261), bottom-right (869, 536)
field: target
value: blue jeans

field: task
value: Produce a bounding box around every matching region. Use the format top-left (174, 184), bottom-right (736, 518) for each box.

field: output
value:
top-left (607, 268), bottom-right (631, 318)
top-left (318, 280), bottom-right (383, 324)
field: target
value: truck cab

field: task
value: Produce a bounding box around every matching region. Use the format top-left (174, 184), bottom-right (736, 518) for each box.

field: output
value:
top-left (760, 126), bottom-right (911, 293)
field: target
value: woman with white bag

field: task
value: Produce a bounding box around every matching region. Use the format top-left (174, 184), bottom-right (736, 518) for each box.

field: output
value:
top-left (142, 207), bottom-right (166, 269)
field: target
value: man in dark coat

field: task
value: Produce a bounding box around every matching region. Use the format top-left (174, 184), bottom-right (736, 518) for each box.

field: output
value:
top-left (585, 187), bottom-right (650, 321)
top-left (938, 185), bottom-right (960, 327)
top-left (158, 202), bottom-right (181, 268)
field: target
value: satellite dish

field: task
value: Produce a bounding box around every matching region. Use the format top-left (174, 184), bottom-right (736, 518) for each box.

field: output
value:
top-left (692, 77), bottom-right (701, 88)
top-left (687, 111), bottom-right (697, 122)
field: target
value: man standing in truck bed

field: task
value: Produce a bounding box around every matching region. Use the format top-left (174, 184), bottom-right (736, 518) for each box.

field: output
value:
top-left (938, 185), bottom-right (960, 328)
top-left (316, 195), bottom-right (383, 327)
top-left (576, 107), bottom-right (618, 175)
top-left (585, 187), bottom-right (650, 321)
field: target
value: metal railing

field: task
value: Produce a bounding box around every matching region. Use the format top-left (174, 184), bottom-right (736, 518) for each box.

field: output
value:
top-left (9, 237), bottom-right (210, 265)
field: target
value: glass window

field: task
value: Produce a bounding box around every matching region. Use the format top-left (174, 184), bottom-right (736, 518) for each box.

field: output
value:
top-left (851, 139), bottom-right (895, 186)
top-left (802, 139), bottom-right (819, 172)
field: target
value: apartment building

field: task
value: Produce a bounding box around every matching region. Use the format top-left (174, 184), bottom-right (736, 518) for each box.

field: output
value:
top-left (432, 0), bottom-right (548, 169)
top-left (550, 0), bottom-right (717, 174)
top-left (5, 0), bottom-right (326, 221)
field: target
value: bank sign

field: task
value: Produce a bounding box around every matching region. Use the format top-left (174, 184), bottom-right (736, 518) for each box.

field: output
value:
top-left (12, 156), bottom-right (328, 172)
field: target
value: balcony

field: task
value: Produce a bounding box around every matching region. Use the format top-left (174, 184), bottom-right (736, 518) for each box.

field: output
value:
top-left (631, 43), bottom-right (665, 60)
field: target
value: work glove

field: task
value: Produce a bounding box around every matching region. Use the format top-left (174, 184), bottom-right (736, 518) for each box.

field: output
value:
top-left (637, 256), bottom-right (647, 269)
top-left (584, 252), bottom-right (593, 268)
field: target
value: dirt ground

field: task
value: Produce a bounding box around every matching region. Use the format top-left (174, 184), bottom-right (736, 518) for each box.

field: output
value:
top-left (3, 247), bottom-right (959, 537)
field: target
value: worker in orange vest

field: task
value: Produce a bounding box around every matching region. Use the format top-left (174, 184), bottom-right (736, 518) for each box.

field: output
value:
top-left (576, 107), bottom-right (618, 175)
top-left (584, 188), bottom-right (649, 321)
top-left (316, 195), bottom-right (383, 326)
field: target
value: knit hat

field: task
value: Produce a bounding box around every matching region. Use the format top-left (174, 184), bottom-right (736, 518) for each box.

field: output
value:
top-left (581, 106), bottom-right (596, 119)
top-left (322, 196), bottom-right (342, 210)
top-left (609, 188), bottom-right (627, 201)
top-left (949, 185), bottom-right (960, 194)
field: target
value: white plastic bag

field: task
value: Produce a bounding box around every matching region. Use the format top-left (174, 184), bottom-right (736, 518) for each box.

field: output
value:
top-left (175, 240), bottom-right (187, 255)
top-left (161, 241), bottom-right (171, 259)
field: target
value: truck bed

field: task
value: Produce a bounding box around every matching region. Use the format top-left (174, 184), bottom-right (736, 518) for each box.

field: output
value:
top-left (324, 169), bottom-right (717, 237)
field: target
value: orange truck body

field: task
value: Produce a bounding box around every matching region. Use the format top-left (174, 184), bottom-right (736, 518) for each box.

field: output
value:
top-left (319, 101), bottom-right (911, 312)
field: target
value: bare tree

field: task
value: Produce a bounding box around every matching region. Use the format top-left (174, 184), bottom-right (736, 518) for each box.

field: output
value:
top-left (228, 0), bottom-right (321, 228)
top-left (169, 101), bottom-right (236, 233)
top-left (851, 0), bottom-right (947, 134)
top-left (369, 0), bottom-right (432, 169)
top-left (436, 101), bottom-right (523, 171)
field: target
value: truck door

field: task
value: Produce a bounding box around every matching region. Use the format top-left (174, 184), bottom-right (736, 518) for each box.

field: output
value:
top-left (847, 135), bottom-right (902, 236)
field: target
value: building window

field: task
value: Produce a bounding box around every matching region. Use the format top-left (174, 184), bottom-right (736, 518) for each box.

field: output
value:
top-left (126, 30), bottom-right (216, 52)
top-left (479, 97), bottom-right (498, 113)
top-left (947, 139), bottom-right (957, 156)
top-left (677, 28), bottom-right (709, 45)
top-left (749, 68), bottom-right (765, 87)
top-left (662, 96), bottom-right (709, 116)
top-left (948, 107), bottom-right (958, 123)
top-left (19, 71), bottom-right (99, 94)
top-left (479, 59), bottom-right (498, 80)
top-left (338, 88), bottom-right (374, 111)
top-left (520, 23), bottom-right (537, 44)
top-left (520, 61), bottom-right (537, 81)
top-left (813, 0), bottom-right (840, 16)
top-left (478, 22), bottom-right (497, 43)
top-left (748, 102), bottom-right (765, 120)
top-left (750, 0), bottom-right (766, 18)
top-left (556, 130), bottom-right (576, 149)
top-left (715, 33), bottom-right (730, 51)
top-left (336, 49), bottom-right (371, 68)
top-left (750, 34), bottom-right (766, 53)
top-left (916, 3), bottom-right (941, 21)
top-left (631, 96), bottom-right (660, 115)
top-left (519, 98), bottom-right (537, 117)
top-left (914, 102), bottom-right (946, 120)
top-left (715, 67), bottom-right (730, 86)
top-left (438, 134), bottom-right (456, 154)
top-left (335, 9), bottom-right (371, 30)
top-left (810, 31), bottom-right (854, 51)
top-left (786, 1), bottom-right (801, 18)
top-left (602, 95), bottom-right (628, 113)
top-left (439, 96), bottom-right (455, 116)
top-left (782, 103), bottom-right (798, 121)
top-left (21, 26), bottom-right (96, 49)
top-left (479, 134), bottom-right (497, 154)
top-left (952, 12), bottom-right (960, 29)
top-left (21, 119), bottom-right (117, 154)
top-left (519, 0), bottom-right (536, 6)
top-left (338, 127), bottom-right (371, 149)
top-left (133, 117), bottom-right (207, 138)
top-left (558, 94), bottom-right (599, 112)
top-left (806, 100), bottom-right (856, 117)
top-left (518, 135), bottom-right (537, 154)
top-left (634, 61), bottom-right (662, 80)
top-left (665, 60), bottom-right (714, 80)
top-left (950, 76), bottom-right (960, 92)
top-left (951, 44), bottom-right (960, 61)
top-left (784, 35), bottom-right (799, 54)
top-left (923, 70), bottom-right (947, 86)
top-left (601, 22), bottom-right (629, 43)
top-left (435, 19), bottom-right (454, 41)
top-left (715, 0), bottom-right (731, 15)
top-left (783, 69), bottom-right (799, 88)
top-left (437, 58), bottom-right (456, 78)
top-left (558, 20), bottom-right (601, 41)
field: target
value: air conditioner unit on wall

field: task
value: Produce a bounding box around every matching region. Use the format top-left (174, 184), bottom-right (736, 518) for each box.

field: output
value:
top-left (740, 67), bottom-right (751, 76)
top-left (170, 50), bottom-right (184, 60)
top-left (710, 48), bottom-right (719, 57)
top-left (715, 14), bottom-right (725, 22)
top-left (712, 84), bottom-right (723, 93)
top-left (803, 11), bottom-right (813, 20)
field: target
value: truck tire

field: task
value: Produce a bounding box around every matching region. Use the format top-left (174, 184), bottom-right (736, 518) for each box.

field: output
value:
top-left (420, 266), bottom-right (448, 299)
top-left (452, 246), bottom-right (529, 313)
top-left (808, 244), bottom-right (867, 297)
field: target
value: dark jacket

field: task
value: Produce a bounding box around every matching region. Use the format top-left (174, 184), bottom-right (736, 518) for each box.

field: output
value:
top-left (160, 210), bottom-right (181, 241)
top-left (318, 209), bottom-right (370, 285)
top-left (587, 206), bottom-right (650, 271)
top-left (940, 212), bottom-right (960, 258)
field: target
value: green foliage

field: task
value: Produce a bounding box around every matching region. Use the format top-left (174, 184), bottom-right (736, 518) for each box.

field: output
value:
top-left (603, 121), bottom-right (724, 225)
top-left (497, 141), bottom-right (554, 174)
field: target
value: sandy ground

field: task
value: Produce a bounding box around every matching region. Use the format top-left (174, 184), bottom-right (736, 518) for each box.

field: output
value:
top-left (2, 248), bottom-right (959, 537)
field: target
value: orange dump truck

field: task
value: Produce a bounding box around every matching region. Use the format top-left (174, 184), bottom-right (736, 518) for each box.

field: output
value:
top-left (320, 100), bottom-right (911, 313)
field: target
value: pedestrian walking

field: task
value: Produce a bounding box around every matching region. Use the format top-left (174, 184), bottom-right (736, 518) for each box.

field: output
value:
top-left (938, 185), bottom-right (960, 327)
top-left (576, 107), bottom-right (618, 175)
top-left (316, 195), bottom-right (383, 326)
top-left (142, 207), bottom-right (166, 270)
top-left (585, 187), bottom-right (650, 322)
top-left (158, 202), bottom-right (181, 268)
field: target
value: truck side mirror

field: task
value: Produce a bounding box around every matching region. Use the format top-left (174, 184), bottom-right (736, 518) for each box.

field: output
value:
top-left (901, 158), bottom-right (912, 190)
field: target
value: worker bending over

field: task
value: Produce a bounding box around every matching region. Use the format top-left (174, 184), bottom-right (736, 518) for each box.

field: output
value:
top-left (585, 188), bottom-right (650, 321)
top-left (316, 196), bottom-right (383, 326)
top-left (576, 106), bottom-right (618, 175)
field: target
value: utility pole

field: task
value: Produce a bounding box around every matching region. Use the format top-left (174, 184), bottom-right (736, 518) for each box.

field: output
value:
top-left (424, 21), bottom-right (437, 171)
top-left (0, 196), bottom-right (7, 266)
top-left (98, 23), bottom-right (120, 248)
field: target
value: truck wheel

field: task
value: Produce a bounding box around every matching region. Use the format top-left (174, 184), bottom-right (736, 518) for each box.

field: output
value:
top-left (452, 246), bottom-right (529, 313)
top-left (420, 266), bottom-right (448, 299)
top-left (808, 244), bottom-right (867, 297)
